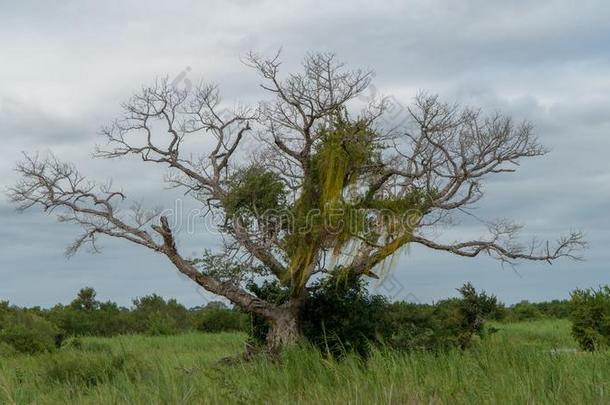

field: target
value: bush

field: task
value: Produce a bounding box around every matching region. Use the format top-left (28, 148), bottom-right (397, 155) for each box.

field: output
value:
top-left (248, 277), bottom-right (388, 357)
top-left (0, 301), bottom-right (10, 320)
top-left (508, 301), bottom-right (544, 322)
top-left (196, 308), bottom-right (248, 333)
top-left (450, 282), bottom-right (499, 348)
top-left (569, 286), bottom-right (610, 351)
top-left (0, 283), bottom-right (497, 355)
top-left (0, 312), bottom-right (59, 354)
top-left (146, 312), bottom-right (178, 336)
top-left (536, 300), bottom-right (571, 319)
top-left (131, 294), bottom-right (189, 335)
top-left (247, 278), bottom-right (498, 357)
top-left (45, 288), bottom-right (133, 337)
top-left (385, 283), bottom-right (499, 351)
top-left (301, 276), bottom-right (388, 357)
top-left (382, 302), bottom-right (440, 351)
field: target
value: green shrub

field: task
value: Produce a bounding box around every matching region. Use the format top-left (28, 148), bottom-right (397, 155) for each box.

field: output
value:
top-left (44, 288), bottom-right (133, 337)
top-left (146, 312), bottom-right (178, 336)
top-left (197, 308), bottom-right (248, 333)
top-left (382, 302), bottom-right (440, 351)
top-left (247, 279), bottom-right (497, 356)
top-left (0, 301), bottom-right (10, 320)
top-left (508, 301), bottom-right (544, 322)
top-left (0, 312), bottom-right (59, 354)
top-left (131, 294), bottom-right (189, 335)
top-left (498, 299), bottom-right (572, 323)
top-left (301, 276), bottom-right (388, 358)
top-left (569, 286), bottom-right (610, 351)
top-left (535, 300), bottom-right (571, 319)
top-left (432, 298), bottom-right (484, 349)
top-left (385, 283), bottom-right (499, 351)
top-left (447, 282), bottom-right (499, 348)
top-left (248, 277), bottom-right (388, 357)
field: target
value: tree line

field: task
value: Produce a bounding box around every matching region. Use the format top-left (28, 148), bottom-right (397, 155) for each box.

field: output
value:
top-left (4, 281), bottom-right (600, 358)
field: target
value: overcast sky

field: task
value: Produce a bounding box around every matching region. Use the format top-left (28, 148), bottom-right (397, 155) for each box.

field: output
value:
top-left (1, 0), bottom-right (609, 308)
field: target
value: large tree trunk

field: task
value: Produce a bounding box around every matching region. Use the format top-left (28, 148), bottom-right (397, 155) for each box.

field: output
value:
top-left (265, 302), bottom-right (303, 352)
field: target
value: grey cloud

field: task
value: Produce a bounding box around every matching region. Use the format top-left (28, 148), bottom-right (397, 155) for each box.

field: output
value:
top-left (1, 0), bottom-right (609, 306)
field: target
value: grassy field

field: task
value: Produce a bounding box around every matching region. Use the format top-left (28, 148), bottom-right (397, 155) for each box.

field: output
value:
top-left (1, 320), bottom-right (609, 404)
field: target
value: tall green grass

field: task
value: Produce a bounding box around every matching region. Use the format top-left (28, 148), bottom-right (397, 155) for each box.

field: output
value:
top-left (0, 320), bottom-right (608, 404)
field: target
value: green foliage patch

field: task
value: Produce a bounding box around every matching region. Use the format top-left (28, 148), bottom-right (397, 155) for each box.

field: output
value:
top-left (248, 279), bottom-right (500, 357)
top-left (0, 311), bottom-right (59, 354)
top-left (569, 285), bottom-right (610, 351)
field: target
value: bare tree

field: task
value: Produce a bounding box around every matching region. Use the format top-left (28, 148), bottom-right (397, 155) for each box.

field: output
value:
top-left (9, 51), bottom-right (585, 350)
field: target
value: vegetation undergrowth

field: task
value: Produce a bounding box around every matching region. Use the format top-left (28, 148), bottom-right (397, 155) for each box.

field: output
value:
top-left (1, 321), bottom-right (609, 404)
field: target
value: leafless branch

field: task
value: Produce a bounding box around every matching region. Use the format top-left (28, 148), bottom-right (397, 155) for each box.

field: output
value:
top-left (8, 153), bottom-right (160, 254)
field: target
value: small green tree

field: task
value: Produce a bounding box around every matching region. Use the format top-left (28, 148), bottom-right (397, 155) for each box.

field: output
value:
top-left (0, 312), bottom-right (59, 354)
top-left (509, 301), bottom-right (543, 322)
top-left (131, 294), bottom-right (189, 335)
top-left (196, 308), bottom-right (248, 333)
top-left (300, 276), bottom-right (388, 358)
top-left (433, 283), bottom-right (499, 349)
top-left (569, 286), bottom-right (610, 351)
top-left (70, 287), bottom-right (99, 312)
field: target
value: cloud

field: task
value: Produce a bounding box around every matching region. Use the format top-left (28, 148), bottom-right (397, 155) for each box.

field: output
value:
top-left (1, 0), bottom-right (609, 306)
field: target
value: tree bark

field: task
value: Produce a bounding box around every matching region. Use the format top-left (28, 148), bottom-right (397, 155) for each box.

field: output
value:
top-left (265, 302), bottom-right (303, 352)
